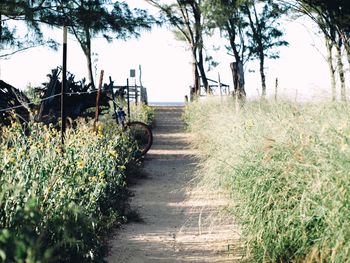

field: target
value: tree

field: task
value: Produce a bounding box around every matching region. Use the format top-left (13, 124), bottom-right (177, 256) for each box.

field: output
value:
top-left (40, 1), bottom-right (153, 88)
top-left (147, 0), bottom-right (210, 96)
top-left (0, 0), bottom-right (57, 58)
top-left (203, 0), bottom-right (287, 99)
top-left (288, 0), bottom-right (349, 101)
top-left (202, 0), bottom-right (248, 100)
top-left (243, 0), bottom-right (288, 98)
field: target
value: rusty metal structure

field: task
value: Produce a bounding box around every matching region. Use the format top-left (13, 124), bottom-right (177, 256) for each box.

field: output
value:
top-left (34, 67), bottom-right (110, 124)
top-left (0, 80), bottom-right (32, 126)
top-left (0, 67), bottom-right (110, 127)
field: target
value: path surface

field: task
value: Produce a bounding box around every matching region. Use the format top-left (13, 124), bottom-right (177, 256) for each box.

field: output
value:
top-left (106, 107), bottom-right (243, 262)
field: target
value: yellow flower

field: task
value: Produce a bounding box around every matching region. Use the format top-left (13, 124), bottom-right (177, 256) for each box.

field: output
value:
top-left (89, 176), bottom-right (97, 183)
top-left (97, 123), bottom-right (105, 135)
top-left (77, 160), bottom-right (85, 169)
top-left (245, 119), bottom-right (254, 129)
top-left (4, 156), bottom-right (15, 165)
top-left (108, 150), bottom-right (118, 159)
top-left (98, 171), bottom-right (105, 178)
top-left (10, 121), bottom-right (20, 129)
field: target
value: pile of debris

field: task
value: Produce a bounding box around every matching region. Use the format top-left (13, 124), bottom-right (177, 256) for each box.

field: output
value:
top-left (0, 67), bottom-right (110, 127)
top-left (0, 80), bottom-right (32, 126)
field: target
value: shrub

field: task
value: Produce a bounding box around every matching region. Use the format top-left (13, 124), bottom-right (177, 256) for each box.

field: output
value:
top-left (0, 118), bottom-right (136, 262)
top-left (130, 103), bottom-right (154, 126)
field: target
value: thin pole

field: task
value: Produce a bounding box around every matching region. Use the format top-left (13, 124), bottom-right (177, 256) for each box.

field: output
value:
top-left (218, 72), bottom-right (222, 97)
top-left (94, 69), bottom-right (104, 131)
top-left (61, 26), bottom-right (67, 145)
top-left (135, 78), bottom-right (138, 106)
top-left (275, 77), bottom-right (278, 101)
top-left (127, 78), bottom-right (130, 120)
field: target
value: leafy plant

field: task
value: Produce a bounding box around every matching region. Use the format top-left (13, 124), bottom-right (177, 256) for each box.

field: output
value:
top-left (0, 116), bottom-right (139, 262)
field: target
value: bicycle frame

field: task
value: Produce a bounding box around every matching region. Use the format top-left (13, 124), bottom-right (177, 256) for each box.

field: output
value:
top-left (107, 77), bottom-right (127, 127)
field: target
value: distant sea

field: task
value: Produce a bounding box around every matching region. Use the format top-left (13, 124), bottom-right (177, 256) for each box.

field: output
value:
top-left (149, 102), bottom-right (185, 107)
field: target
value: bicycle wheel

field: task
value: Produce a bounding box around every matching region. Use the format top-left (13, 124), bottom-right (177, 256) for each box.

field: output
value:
top-left (126, 121), bottom-right (153, 157)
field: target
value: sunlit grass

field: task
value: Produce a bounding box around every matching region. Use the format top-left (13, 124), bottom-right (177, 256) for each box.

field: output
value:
top-left (184, 97), bottom-right (350, 262)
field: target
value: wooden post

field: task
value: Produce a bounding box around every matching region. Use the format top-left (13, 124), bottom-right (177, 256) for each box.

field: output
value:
top-left (218, 72), bottom-right (222, 97)
top-left (94, 70), bottom-right (104, 131)
top-left (127, 78), bottom-right (130, 120)
top-left (135, 79), bottom-right (138, 106)
top-left (61, 26), bottom-right (67, 145)
top-left (275, 78), bottom-right (278, 101)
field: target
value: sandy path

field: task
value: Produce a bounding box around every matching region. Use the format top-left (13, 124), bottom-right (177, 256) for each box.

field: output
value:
top-left (106, 107), bottom-right (243, 262)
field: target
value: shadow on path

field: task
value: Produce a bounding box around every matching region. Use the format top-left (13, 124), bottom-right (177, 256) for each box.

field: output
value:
top-left (106, 107), bottom-right (243, 263)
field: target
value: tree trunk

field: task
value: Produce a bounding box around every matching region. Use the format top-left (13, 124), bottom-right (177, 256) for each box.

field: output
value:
top-left (325, 37), bottom-right (337, 101)
top-left (81, 27), bottom-right (95, 89)
top-left (0, 13), bottom-right (2, 43)
top-left (86, 50), bottom-right (94, 88)
top-left (226, 21), bottom-right (246, 99)
top-left (339, 31), bottom-right (350, 72)
top-left (259, 52), bottom-right (267, 98)
top-left (336, 40), bottom-right (346, 101)
top-left (191, 48), bottom-right (200, 96)
top-left (198, 45), bottom-right (209, 94)
top-left (344, 42), bottom-right (350, 75)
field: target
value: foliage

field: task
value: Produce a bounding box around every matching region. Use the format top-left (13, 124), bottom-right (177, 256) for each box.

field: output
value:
top-left (0, 118), bottom-right (137, 262)
top-left (23, 83), bottom-right (41, 105)
top-left (0, 0), bottom-right (58, 57)
top-left (147, 0), bottom-right (210, 94)
top-left (288, 0), bottom-right (349, 101)
top-left (184, 97), bottom-right (350, 262)
top-left (295, 0), bottom-right (350, 34)
top-left (39, 0), bottom-right (154, 86)
top-left (130, 104), bottom-right (155, 126)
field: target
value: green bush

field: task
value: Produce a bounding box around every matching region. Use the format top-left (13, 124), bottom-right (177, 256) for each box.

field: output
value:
top-left (0, 119), bottom-right (136, 262)
top-left (184, 98), bottom-right (350, 262)
top-left (130, 103), bottom-right (154, 126)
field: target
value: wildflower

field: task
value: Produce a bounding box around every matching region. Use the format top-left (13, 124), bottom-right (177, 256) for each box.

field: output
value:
top-left (59, 190), bottom-right (65, 198)
top-left (97, 123), bottom-right (105, 135)
top-left (4, 156), bottom-right (16, 165)
top-left (98, 171), bottom-right (105, 178)
top-left (77, 160), bottom-right (85, 169)
top-left (108, 150), bottom-right (118, 159)
top-left (89, 176), bottom-right (97, 183)
top-left (245, 119), bottom-right (254, 129)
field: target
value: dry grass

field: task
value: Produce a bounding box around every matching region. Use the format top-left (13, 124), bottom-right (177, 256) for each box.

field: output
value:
top-left (184, 97), bottom-right (350, 262)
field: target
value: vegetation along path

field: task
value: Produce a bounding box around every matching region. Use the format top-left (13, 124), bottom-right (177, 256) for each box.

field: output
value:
top-left (107, 106), bottom-right (243, 262)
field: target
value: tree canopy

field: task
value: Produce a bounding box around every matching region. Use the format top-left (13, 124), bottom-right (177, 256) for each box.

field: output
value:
top-left (1, 1), bottom-right (154, 86)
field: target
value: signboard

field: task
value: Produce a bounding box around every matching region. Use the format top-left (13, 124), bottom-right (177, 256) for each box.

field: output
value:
top-left (130, 69), bottom-right (136, 78)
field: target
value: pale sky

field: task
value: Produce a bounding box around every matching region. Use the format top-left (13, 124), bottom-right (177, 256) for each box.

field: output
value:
top-left (0, 2), bottom-right (348, 102)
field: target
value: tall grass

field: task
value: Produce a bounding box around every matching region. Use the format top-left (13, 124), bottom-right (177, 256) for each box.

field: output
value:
top-left (184, 97), bottom-right (350, 262)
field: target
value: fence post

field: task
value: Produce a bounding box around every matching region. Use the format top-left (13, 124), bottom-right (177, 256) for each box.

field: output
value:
top-left (61, 26), bottom-right (67, 145)
top-left (94, 70), bottom-right (104, 131)
top-left (218, 72), bottom-right (222, 97)
top-left (127, 78), bottom-right (130, 120)
top-left (135, 79), bottom-right (138, 106)
top-left (275, 78), bottom-right (278, 101)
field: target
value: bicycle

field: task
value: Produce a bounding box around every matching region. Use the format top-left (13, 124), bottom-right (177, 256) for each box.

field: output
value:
top-left (106, 77), bottom-right (153, 158)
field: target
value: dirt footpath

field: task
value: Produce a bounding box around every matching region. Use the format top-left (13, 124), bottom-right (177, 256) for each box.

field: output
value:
top-left (106, 107), bottom-right (243, 262)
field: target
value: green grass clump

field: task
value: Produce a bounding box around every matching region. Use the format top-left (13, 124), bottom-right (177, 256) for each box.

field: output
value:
top-left (130, 103), bottom-right (155, 126)
top-left (184, 97), bottom-right (350, 262)
top-left (0, 119), bottom-right (137, 262)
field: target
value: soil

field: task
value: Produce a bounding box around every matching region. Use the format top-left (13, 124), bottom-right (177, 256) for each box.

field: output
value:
top-left (106, 107), bottom-right (243, 262)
